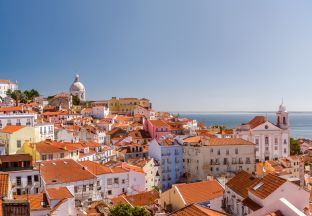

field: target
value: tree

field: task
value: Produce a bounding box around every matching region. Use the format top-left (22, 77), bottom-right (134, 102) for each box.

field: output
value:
top-left (290, 138), bottom-right (301, 155)
top-left (6, 89), bottom-right (40, 105)
top-left (72, 95), bottom-right (81, 106)
top-left (108, 203), bottom-right (149, 216)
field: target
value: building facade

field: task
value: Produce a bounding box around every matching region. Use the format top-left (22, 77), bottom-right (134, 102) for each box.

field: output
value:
top-left (148, 139), bottom-right (183, 192)
top-left (182, 137), bottom-right (256, 182)
top-left (0, 80), bottom-right (18, 99)
top-left (235, 103), bottom-right (290, 162)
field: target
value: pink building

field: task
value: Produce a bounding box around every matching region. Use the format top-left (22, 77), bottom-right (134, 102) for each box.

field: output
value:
top-left (145, 120), bottom-right (170, 140)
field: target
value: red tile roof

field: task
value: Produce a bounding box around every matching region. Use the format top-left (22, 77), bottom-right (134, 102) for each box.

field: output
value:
top-left (14, 193), bottom-right (49, 211)
top-left (111, 190), bottom-right (159, 207)
top-left (226, 171), bottom-right (259, 198)
top-left (46, 187), bottom-right (73, 200)
top-left (149, 120), bottom-right (170, 127)
top-left (0, 172), bottom-right (8, 197)
top-left (40, 159), bottom-right (96, 185)
top-left (170, 204), bottom-right (227, 216)
top-left (208, 138), bottom-right (254, 146)
top-left (175, 180), bottom-right (224, 205)
top-left (247, 116), bottom-right (267, 129)
top-left (248, 173), bottom-right (286, 199)
top-left (0, 125), bottom-right (26, 133)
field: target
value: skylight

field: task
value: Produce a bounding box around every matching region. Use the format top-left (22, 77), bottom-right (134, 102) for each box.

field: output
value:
top-left (253, 182), bottom-right (264, 191)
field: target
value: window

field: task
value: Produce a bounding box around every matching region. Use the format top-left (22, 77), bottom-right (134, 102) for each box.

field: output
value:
top-left (16, 119), bottom-right (21, 125)
top-left (16, 188), bottom-right (21, 195)
top-left (97, 181), bottom-right (100, 186)
top-left (122, 179), bottom-right (125, 184)
top-left (275, 138), bottom-right (278, 144)
top-left (284, 148), bottom-right (287, 153)
top-left (107, 178), bottom-right (112, 185)
top-left (226, 149), bottom-right (229, 155)
top-left (265, 137), bottom-right (269, 145)
top-left (122, 188), bottom-right (126, 193)
top-left (210, 149), bottom-right (213, 154)
top-left (60, 153), bottom-right (64, 159)
top-left (0, 120), bottom-right (2, 128)
top-left (34, 175), bottom-right (39, 182)
top-left (284, 139), bottom-right (287, 144)
top-left (274, 146), bottom-right (278, 150)
top-left (42, 155), bottom-right (47, 160)
top-left (114, 178), bottom-right (119, 184)
top-left (217, 149), bottom-right (220, 155)
top-left (48, 154), bottom-right (53, 160)
top-left (27, 176), bottom-right (32, 185)
top-left (35, 187), bottom-right (39, 193)
top-left (16, 177), bottom-right (22, 186)
top-left (235, 148), bottom-right (238, 154)
top-left (74, 186), bottom-right (78, 193)
top-left (83, 185), bottom-right (86, 192)
top-left (108, 190), bottom-right (112, 195)
top-left (255, 139), bottom-right (259, 145)
top-left (89, 184), bottom-right (93, 191)
top-left (7, 120), bottom-right (11, 125)
top-left (26, 119), bottom-right (31, 126)
top-left (16, 140), bottom-right (21, 148)
top-left (265, 125), bottom-right (269, 129)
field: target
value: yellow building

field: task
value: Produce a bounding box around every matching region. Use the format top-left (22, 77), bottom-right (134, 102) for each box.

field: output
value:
top-left (106, 97), bottom-right (151, 115)
top-left (0, 125), bottom-right (35, 155)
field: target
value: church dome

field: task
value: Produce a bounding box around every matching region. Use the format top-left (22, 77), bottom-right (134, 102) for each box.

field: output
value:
top-left (70, 74), bottom-right (85, 92)
top-left (278, 103), bottom-right (287, 112)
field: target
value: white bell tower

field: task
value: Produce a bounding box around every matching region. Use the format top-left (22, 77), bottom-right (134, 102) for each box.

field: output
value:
top-left (276, 100), bottom-right (288, 129)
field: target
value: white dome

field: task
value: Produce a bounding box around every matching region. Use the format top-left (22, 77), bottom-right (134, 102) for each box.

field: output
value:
top-left (70, 74), bottom-right (85, 92)
top-left (278, 103), bottom-right (287, 112)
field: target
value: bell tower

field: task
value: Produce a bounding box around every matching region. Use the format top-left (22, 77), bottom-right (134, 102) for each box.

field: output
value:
top-left (276, 100), bottom-right (288, 129)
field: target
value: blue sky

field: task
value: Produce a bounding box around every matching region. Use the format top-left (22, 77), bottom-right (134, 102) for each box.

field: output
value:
top-left (1, 1), bottom-right (312, 112)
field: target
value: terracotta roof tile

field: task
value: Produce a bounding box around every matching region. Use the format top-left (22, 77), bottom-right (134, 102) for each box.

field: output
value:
top-left (149, 120), bottom-right (170, 127)
top-left (0, 125), bottom-right (26, 133)
top-left (40, 159), bottom-right (96, 185)
top-left (0, 172), bottom-right (8, 197)
top-left (226, 171), bottom-right (259, 198)
top-left (14, 193), bottom-right (49, 210)
top-left (208, 138), bottom-right (254, 146)
top-left (170, 204), bottom-right (227, 216)
top-left (246, 116), bottom-right (266, 129)
top-left (175, 180), bottom-right (224, 205)
top-left (0, 154), bottom-right (32, 163)
top-left (248, 173), bottom-right (286, 199)
top-left (79, 160), bottom-right (112, 175)
top-left (46, 187), bottom-right (73, 200)
top-left (111, 190), bottom-right (159, 207)
top-left (242, 197), bottom-right (262, 211)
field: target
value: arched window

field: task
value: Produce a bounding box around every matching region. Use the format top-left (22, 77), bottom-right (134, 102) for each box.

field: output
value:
top-left (283, 117), bottom-right (286, 125)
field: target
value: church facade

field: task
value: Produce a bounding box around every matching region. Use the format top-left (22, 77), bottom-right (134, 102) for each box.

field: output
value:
top-left (235, 103), bottom-right (290, 162)
top-left (69, 74), bottom-right (86, 101)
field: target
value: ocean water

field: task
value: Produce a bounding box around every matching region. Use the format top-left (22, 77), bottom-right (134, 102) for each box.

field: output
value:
top-left (179, 112), bottom-right (312, 139)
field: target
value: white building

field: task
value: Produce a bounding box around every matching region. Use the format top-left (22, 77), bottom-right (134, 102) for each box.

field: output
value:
top-left (0, 79), bottom-right (18, 99)
top-left (9, 169), bottom-right (40, 196)
top-left (40, 159), bottom-right (100, 203)
top-left (235, 103), bottom-right (290, 162)
top-left (34, 123), bottom-right (55, 142)
top-left (128, 158), bottom-right (161, 191)
top-left (79, 161), bottom-right (145, 200)
top-left (69, 74), bottom-right (86, 101)
top-left (182, 136), bottom-right (256, 181)
top-left (224, 172), bottom-right (309, 216)
top-left (0, 113), bottom-right (36, 129)
top-left (91, 106), bottom-right (110, 119)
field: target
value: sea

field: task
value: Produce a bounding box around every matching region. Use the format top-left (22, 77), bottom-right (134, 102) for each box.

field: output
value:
top-left (178, 112), bottom-right (312, 139)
